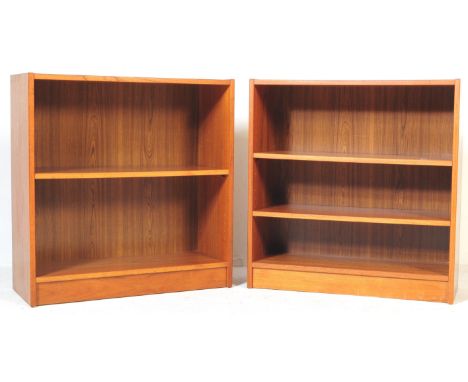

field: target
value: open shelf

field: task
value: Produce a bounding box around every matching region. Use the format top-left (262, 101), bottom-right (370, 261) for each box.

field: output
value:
top-left (36, 252), bottom-right (228, 283)
top-left (253, 151), bottom-right (452, 167)
top-left (253, 253), bottom-right (448, 281)
top-left (253, 160), bottom-right (451, 226)
top-left (35, 166), bottom-right (229, 179)
top-left (34, 175), bottom-right (232, 301)
top-left (253, 204), bottom-right (450, 226)
top-left (251, 83), bottom-right (455, 160)
top-left (34, 79), bottom-right (232, 174)
top-left (251, 218), bottom-right (450, 284)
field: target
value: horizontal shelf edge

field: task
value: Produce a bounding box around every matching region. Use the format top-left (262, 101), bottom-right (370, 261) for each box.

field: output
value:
top-left (252, 79), bottom-right (458, 86)
top-left (35, 168), bottom-right (230, 180)
top-left (36, 261), bottom-right (229, 283)
top-left (32, 73), bottom-right (233, 85)
top-left (253, 152), bottom-right (453, 167)
top-left (253, 256), bottom-right (449, 282)
top-left (253, 207), bottom-right (451, 227)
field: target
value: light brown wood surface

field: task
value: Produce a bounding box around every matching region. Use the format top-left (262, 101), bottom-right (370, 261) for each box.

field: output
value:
top-left (448, 79), bottom-right (461, 303)
top-left (253, 269), bottom-right (448, 302)
top-left (252, 85), bottom-right (454, 159)
top-left (35, 166), bottom-right (229, 179)
top-left (197, 82), bottom-right (235, 285)
top-left (253, 219), bottom-right (449, 265)
top-left (35, 80), bottom-right (230, 172)
top-left (252, 79), bottom-right (457, 86)
top-left (253, 253), bottom-right (447, 281)
top-left (253, 160), bottom-right (451, 221)
top-left (37, 252), bottom-right (227, 283)
top-left (37, 268), bottom-right (227, 305)
top-left (253, 204), bottom-right (450, 226)
top-left (33, 73), bottom-right (232, 85)
top-left (11, 73), bottom-right (36, 305)
top-left (253, 151), bottom-right (452, 166)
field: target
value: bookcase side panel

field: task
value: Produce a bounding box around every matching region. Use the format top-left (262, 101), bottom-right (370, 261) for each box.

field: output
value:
top-left (448, 80), bottom-right (461, 303)
top-left (197, 83), bottom-right (234, 286)
top-left (11, 73), bottom-right (36, 305)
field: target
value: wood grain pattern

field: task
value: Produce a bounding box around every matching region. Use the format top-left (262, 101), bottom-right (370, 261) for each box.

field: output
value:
top-left (36, 252), bottom-right (227, 283)
top-left (11, 73), bottom-right (36, 305)
top-left (248, 80), bottom-right (458, 302)
top-left (197, 176), bottom-right (233, 286)
top-left (253, 85), bottom-right (454, 159)
top-left (253, 254), bottom-right (448, 281)
top-left (253, 204), bottom-right (450, 226)
top-left (197, 82), bottom-right (235, 286)
top-left (35, 81), bottom-right (198, 171)
top-left (33, 73), bottom-right (232, 85)
top-left (253, 160), bottom-right (451, 216)
top-left (253, 151), bottom-right (452, 166)
top-left (14, 74), bottom-right (235, 305)
top-left (252, 80), bottom-right (457, 86)
top-left (448, 79), bottom-right (461, 303)
top-left (254, 219), bottom-right (449, 265)
top-left (37, 268), bottom-right (227, 305)
top-left (248, 80), bottom-right (264, 287)
top-left (253, 269), bottom-right (448, 302)
top-left (35, 177), bottom-right (223, 270)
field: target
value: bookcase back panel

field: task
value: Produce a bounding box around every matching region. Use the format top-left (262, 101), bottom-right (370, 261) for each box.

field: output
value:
top-left (35, 80), bottom-right (230, 170)
top-left (254, 85), bottom-right (454, 158)
top-left (255, 218), bottom-right (449, 264)
top-left (35, 177), bottom-right (203, 273)
top-left (254, 160), bottom-right (451, 215)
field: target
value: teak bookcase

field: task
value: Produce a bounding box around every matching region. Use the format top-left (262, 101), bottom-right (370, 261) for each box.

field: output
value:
top-left (11, 73), bottom-right (234, 306)
top-left (248, 80), bottom-right (460, 303)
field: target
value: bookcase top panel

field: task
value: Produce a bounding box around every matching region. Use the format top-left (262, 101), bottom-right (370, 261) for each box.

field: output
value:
top-left (26, 73), bottom-right (233, 86)
top-left (252, 79), bottom-right (459, 86)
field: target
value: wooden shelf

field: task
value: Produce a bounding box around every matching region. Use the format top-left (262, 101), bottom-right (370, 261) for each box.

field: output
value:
top-left (35, 166), bottom-right (230, 180)
top-left (252, 79), bottom-right (458, 86)
top-left (254, 151), bottom-right (452, 167)
top-left (36, 252), bottom-right (228, 283)
top-left (253, 254), bottom-right (448, 281)
top-left (33, 73), bottom-right (233, 85)
top-left (253, 204), bottom-right (451, 227)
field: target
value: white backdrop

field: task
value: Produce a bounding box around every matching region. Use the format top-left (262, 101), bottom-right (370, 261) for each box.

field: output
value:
top-left (0, 0), bottom-right (466, 268)
top-left (2, 2), bottom-right (468, 382)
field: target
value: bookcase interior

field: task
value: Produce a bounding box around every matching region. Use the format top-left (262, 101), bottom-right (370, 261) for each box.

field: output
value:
top-left (252, 218), bottom-right (449, 281)
top-left (35, 176), bottom-right (230, 282)
top-left (253, 85), bottom-right (454, 161)
top-left (34, 80), bottom-right (231, 173)
top-left (253, 160), bottom-right (451, 221)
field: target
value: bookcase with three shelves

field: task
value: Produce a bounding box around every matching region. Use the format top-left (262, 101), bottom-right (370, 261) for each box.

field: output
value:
top-left (248, 80), bottom-right (460, 303)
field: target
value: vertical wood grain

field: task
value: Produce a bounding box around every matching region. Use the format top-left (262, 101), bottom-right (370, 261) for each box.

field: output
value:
top-left (197, 82), bottom-right (234, 286)
top-left (35, 81), bottom-right (199, 170)
top-left (256, 85), bottom-right (454, 158)
top-left (255, 219), bottom-right (449, 265)
top-left (254, 160), bottom-right (451, 215)
top-left (35, 178), bottom-right (198, 273)
top-left (248, 81), bottom-right (255, 287)
top-left (17, 74), bottom-right (234, 305)
top-left (11, 73), bottom-right (36, 305)
top-left (448, 79), bottom-right (461, 303)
